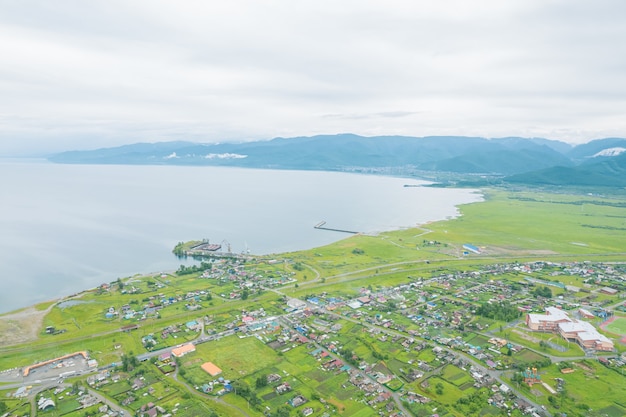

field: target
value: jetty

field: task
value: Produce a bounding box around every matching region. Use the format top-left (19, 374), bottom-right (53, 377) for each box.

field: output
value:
top-left (314, 221), bottom-right (358, 234)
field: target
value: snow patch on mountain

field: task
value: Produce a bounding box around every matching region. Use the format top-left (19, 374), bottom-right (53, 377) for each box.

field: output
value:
top-left (205, 153), bottom-right (248, 159)
top-left (592, 147), bottom-right (626, 157)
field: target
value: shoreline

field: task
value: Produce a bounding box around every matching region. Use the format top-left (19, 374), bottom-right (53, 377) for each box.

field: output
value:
top-left (0, 197), bottom-right (479, 319)
top-left (0, 160), bottom-right (484, 315)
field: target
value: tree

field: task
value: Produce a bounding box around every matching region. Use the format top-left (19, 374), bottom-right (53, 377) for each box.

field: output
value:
top-left (532, 286), bottom-right (552, 298)
top-left (255, 375), bottom-right (268, 389)
top-left (121, 352), bottom-right (139, 372)
top-left (71, 381), bottom-right (82, 394)
top-left (232, 380), bottom-right (251, 398)
top-left (435, 382), bottom-right (444, 395)
top-left (241, 288), bottom-right (249, 300)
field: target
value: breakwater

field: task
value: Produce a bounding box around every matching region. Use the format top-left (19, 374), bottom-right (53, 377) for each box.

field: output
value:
top-left (314, 221), bottom-right (358, 234)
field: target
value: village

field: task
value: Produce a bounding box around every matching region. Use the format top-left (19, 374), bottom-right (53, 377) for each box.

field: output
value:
top-left (1, 257), bottom-right (625, 417)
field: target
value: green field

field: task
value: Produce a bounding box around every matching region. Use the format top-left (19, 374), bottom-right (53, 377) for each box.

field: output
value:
top-left (603, 317), bottom-right (626, 336)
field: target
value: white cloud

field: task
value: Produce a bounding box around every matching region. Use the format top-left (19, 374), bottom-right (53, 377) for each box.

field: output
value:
top-left (1, 0), bottom-right (625, 154)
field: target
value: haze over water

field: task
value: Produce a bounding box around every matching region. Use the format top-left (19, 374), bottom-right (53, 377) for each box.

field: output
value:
top-left (0, 160), bottom-right (482, 314)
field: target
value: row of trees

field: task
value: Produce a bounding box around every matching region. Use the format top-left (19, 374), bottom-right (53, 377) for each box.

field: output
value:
top-left (176, 261), bottom-right (212, 276)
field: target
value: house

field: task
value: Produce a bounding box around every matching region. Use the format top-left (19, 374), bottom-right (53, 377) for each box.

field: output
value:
top-left (276, 383), bottom-right (292, 394)
top-left (290, 395), bottom-right (308, 407)
top-left (186, 320), bottom-right (201, 331)
top-left (287, 298), bottom-right (307, 310)
top-left (267, 373), bottom-right (282, 384)
top-left (600, 287), bottom-right (618, 295)
top-left (171, 343), bottom-right (196, 358)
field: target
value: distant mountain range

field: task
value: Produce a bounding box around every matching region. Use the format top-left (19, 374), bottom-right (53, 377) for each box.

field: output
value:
top-left (48, 134), bottom-right (626, 187)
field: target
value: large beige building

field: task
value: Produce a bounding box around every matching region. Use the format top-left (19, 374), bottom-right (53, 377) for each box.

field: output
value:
top-left (526, 307), bottom-right (614, 352)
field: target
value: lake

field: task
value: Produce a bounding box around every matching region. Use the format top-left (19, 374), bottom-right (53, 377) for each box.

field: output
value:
top-left (0, 160), bottom-right (482, 313)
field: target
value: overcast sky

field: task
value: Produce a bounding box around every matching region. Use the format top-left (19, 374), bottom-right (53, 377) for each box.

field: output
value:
top-left (1, 0), bottom-right (625, 155)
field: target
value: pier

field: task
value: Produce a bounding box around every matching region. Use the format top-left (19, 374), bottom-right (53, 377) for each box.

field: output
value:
top-left (314, 221), bottom-right (359, 234)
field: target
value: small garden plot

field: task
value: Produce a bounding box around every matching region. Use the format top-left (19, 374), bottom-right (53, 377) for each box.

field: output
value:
top-left (472, 317), bottom-right (496, 329)
top-left (458, 381), bottom-right (475, 391)
top-left (101, 379), bottom-right (132, 397)
top-left (464, 333), bottom-right (490, 348)
top-left (262, 391), bottom-right (277, 401)
top-left (140, 372), bottom-right (160, 385)
top-left (415, 348), bottom-right (437, 363)
top-left (385, 357), bottom-right (411, 376)
top-left (174, 400), bottom-right (217, 417)
top-left (479, 405), bottom-right (501, 415)
top-left (441, 364), bottom-right (473, 387)
top-left (126, 388), bottom-right (160, 413)
top-left (158, 362), bottom-right (176, 374)
top-left (393, 350), bottom-right (419, 364)
top-left (61, 403), bottom-right (103, 417)
top-left (515, 348), bottom-right (546, 364)
top-left (385, 378), bottom-right (404, 391)
top-left (404, 401), bottom-right (452, 417)
top-left (425, 376), bottom-right (475, 405)
top-left (316, 373), bottom-right (359, 401)
top-left (349, 323), bottom-right (363, 334)
top-left (51, 396), bottom-right (82, 415)
top-left (280, 349), bottom-right (317, 376)
top-left (302, 368), bottom-right (327, 388)
top-left (143, 380), bottom-right (178, 401)
top-left (326, 396), bottom-right (369, 417)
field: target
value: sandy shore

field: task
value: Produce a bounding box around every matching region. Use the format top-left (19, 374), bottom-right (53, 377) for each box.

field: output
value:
top-left (0, 304), bottom-right (53, 346)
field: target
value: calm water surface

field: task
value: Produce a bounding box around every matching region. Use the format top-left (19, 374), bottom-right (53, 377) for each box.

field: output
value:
top-left (0, 160), bottom-right (482, 313)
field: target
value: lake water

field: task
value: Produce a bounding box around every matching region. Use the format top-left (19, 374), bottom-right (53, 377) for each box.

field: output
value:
top-left (0, 160), bottom-right (482, 313)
